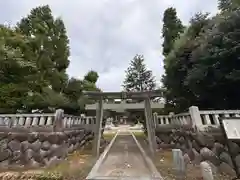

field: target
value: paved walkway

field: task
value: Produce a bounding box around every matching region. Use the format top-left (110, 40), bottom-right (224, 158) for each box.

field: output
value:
top-left (87, 126), bottom-right (162, 180)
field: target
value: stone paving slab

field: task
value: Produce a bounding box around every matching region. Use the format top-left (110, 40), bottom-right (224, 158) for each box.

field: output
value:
top-left (86, 127), bottom-right (163, 180)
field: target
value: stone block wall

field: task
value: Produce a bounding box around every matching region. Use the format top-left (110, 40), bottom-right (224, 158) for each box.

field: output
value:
top-left (154, 106), bottom-right (240, 176)
top-left (0, 110), bottom-right (97, 170)
top-left (155, 125), bottom-right (239, 176)
top-left (0, 128), bottom-right (94, 170)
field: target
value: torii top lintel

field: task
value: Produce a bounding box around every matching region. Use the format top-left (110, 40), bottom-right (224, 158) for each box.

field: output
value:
top-left (82, 89), bottom-right (164, 99)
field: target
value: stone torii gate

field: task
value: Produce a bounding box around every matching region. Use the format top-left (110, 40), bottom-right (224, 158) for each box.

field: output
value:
top-left (83, 90), bottom-right (164, 158)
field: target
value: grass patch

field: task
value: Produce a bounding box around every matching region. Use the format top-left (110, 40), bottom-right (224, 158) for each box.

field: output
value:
top-left (48, 143), bottom-right (93, 173)
top-left (103, 132), bottom-right (116, 141)
top-left (131, 131), bottom-right (146, 137)
top-left (44, 152), bottom-right (94, 180)
top-left (0, 143), bottom-right (95, 180)
top-left (40, 144), bottom-right (95, 180)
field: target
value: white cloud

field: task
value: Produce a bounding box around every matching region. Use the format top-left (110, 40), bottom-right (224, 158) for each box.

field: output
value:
top-left (0, 0), bottom-right (219, 91)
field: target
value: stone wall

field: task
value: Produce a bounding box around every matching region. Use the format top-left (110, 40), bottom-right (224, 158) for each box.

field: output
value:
top-left (0, 110), bottom-right (97, 170)
top-left (154, 106), bottom-right (240, 176)
top-left (0, 129), bottom-right (93, 169)
top-left (155, 125), bottom-right (238, 176)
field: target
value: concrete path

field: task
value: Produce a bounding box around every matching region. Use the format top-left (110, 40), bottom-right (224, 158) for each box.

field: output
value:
top-left (86, 126), bottom-right (163, 180)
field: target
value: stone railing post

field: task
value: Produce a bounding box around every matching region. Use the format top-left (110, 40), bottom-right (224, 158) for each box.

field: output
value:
top-left (169, 112), bottom-right (174, 124)
top-left (189, 106), bottom-right (202, 131)
top-left (153, 112), bottom-right (158, 128)
top-left (7, 117), bottom-right (13, 128)
top-left (53, 109), bottom-right (64, 131)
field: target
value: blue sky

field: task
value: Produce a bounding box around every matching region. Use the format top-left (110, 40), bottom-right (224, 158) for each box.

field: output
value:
top-left (0, 0), bottom-right (218, 91)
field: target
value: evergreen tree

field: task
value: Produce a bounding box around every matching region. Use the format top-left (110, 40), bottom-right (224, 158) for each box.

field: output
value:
top-left (123, 54), bottom-right (156, 92)
top-left (162, 7), bottom-right (184, 57)
top-left (0, 26), bottom-right (36, 113)
top-left (84, 70), bottom-right (99, 84)
top-left (0, 5), bottom-right (101, 114)
top-left (162, 13), bottom-right (210, 112)
top-left (62, 71), bottom-right (100, 115)
top-left (17, 5), bottom-right (70, 93)
top-left (162, 4), bottom-right (240, 112)
top-left (218, 0), bottom-right (240, 12)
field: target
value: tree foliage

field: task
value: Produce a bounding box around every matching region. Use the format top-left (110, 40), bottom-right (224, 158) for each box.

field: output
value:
top-left (0, 26), bottom-right (36, 113)
top-left (17, 5), bottom-right (70, 93)
top-left (123, 54), bottom-right (156, 92)
top-left (162, 7), bottom-right (184, 57)
top-left (0, 5), bottom-right (100, 114)
top-left (218, 0), bottom-right (240, 12)
top-left (84, 70), bottom-right (99, 84)
top-left (162, 3), bottom-right (240, 113)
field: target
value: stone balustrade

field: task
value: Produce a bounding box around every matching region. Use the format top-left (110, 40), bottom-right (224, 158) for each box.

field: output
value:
top-left (0, 114), bottom-right (55, 127)
top-left (0, 111), bottom-right (96, 131)
top-left (155, 113), bottom-right (191, 126)
top-left (155, 106), bottom-right (240, 130)
top-left (0, 110), bottom-right (96, 170)
top-left (155, 115), bottom-right (171, 125)
top-left (63, 114), bottom-right (96, 128)
top-left (199, 110), bottom-right (240, 128)
top-left (172, 113), bottom-right (192, 125)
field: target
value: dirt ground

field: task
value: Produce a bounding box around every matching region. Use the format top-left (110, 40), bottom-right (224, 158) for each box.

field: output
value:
top-left (154, 150), bottom-right (234, 180)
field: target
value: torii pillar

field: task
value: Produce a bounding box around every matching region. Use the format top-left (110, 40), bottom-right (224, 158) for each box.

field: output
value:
top-left (144, 97), bottom-right (157, 158)
top-left (92, 97), bottom-right (103, 157)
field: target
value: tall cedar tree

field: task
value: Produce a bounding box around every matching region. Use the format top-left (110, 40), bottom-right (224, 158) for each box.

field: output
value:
top-left (14, 5), bottom-right (71, 111)
top-left (162, 7), bottom-right (184, 57)
top-left (17, 5), bottom-right (69, 93)
top-left (123, 54), bottom-right (156, 92)
top-left (162, 13), bottom-right (210, 113)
